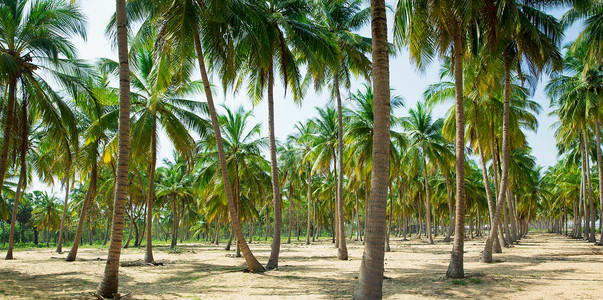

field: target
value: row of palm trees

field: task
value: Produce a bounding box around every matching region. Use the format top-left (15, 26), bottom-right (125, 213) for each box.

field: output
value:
top-left (0, 0), bottom-right (601, 298)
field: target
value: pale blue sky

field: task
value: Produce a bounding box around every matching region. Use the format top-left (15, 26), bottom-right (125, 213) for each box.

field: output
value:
top-left (36, 1), bottom-right (582, 194)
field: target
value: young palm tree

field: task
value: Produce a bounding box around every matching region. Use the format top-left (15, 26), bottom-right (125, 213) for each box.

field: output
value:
top-left (353, 0), bottom-right (391, 295)
top-left (96, 0), bottom-right (131, 296)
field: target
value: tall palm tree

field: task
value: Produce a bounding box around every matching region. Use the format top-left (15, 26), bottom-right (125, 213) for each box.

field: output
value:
top-left (156, 0), bottom-right (265, 272)
top-left (308, 0), bottom-right (372, 260)
top-left (96, 0), bottom-right (131, 296)
top-left (234, 0), bottom-right (337, 270)
top-left (394, 0), bottom-right (488, 278)
top-left (353, 0), bottom-right (391, 296)
top-left (402, 101), bottom-right (449, 244)
top-left (103, 35), bottom-right (210, 263)
top-left (0, 0), bottom-right (86, 196)
top-left (481, 0), bottom-right (563, 263)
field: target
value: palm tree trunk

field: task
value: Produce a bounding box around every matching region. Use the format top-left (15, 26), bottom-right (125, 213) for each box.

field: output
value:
top-left (214, 216), bottom-right (220, 245)
top-left (444, 173), bottom-right (453, 243)
top-left (481, 51), bottom-right (512, 264)
top-left (266, 64), bottom-right (284, 269)
top-left (334, 74), bottom-right (348, 260)
top-left (478, 142), bottom-right (501, 252)
top-left (66, 163), bottom-right (97, 261)
top-left (287, 183), bottom-right (293, 244)
top-left (144, 131), bottom-right (157, 263)
top-left (385, 193), bottom-right (393, 252)
top-left (5, 150), bottom-right (26, 260)
top-left (96, 1), bottom-right (132, 295)
top-left (422, 154), bottom-right (434, 244)
top-left (583, 133), bottom-right (596, 242)
top-left (507, 189), bottom-right (518, 242)
top-left (355, 187), bottom-right (361, 241)
top-left (305, 163), bottom-right (312, 245)
top-left (124, 196), bottom-right (134, 248)
top-left (0, 79), bottom-right (17, 193)
top-left (594, 121), bottom-right (603, 245)
top-left (502, 190), bottom-right (512, 245)
top-left (354, 0), bottom-right (390, 296)
top-left (446, 21), bottom-right (466, 279)
top-left (192, 31), bottom-right (264, 273)
top-left (56, 176), bottom-right (72, 253)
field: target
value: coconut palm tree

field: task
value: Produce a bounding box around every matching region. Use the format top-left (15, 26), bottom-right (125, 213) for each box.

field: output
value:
top-left (353, 0), bottom-right (391, 294)
top-left (480, 0), bottom-right (563, 263)
top-left (0, 0), bottom-right (86, 196)
top-left (96, 0), bottom-right (131, 295)
top-left (308, 0), bottom-right (372, 260)
top-left (394, 0), bottom-right (488, 278)
top-left (31, 191), bottom-right (61, 247)
top-left (102, 34), bottom-right (210, 262)
top-left (233, 0), bottom-right (337, 270)
top-left (402, 101), bottom-right (450, 244)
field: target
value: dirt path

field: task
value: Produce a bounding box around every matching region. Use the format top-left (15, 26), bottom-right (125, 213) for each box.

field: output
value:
top-left (0, 233), bottom-right (602, 299)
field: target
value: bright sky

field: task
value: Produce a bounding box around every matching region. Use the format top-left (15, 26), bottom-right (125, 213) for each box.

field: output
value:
top-left (35, 0), bottom-right (582, 194)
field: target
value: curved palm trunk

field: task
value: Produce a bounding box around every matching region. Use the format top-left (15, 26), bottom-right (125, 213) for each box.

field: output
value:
top-left (0, 79), bottom-right (17, 193)
top-left (144, 132), bottom-right (157, 263)
top-left (267, 65), bottom-right (283, 270)
top-left (66, 164), bottom-right (98, 261)
top-left (96, 1), bottom-right (131, 295)
top-left (422, 154), bottom-right (434, 244)
top-left (446, 23), bottom-right (466, 278)
top-left (334, 75), bottom-right (348, 260)
top-left (481, 52), bottom-right (512, 264)
top-left (193, 32), bottom-right (264, 272)
top-left (56, 176), bottom-right (72, 253)
top-left (354, 0), bottom-right (390, 296)
top-left (305, 163), bottom-right (312, 245)
top-left (594, 121), bottom-right (603, 245)
top-left (507, 189), bottom-right (518, 242)
top-left (478, 143), bottom-right (501, 252)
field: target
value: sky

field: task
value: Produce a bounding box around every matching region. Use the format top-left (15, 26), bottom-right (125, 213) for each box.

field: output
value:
top-left (34, 0), bottom-right (583, 194)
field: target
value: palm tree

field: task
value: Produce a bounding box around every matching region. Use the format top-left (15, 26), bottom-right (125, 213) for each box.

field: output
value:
top-left (308, 0), bottom-right (372, 260)
top-left (65, 71), bottom-right (117, 262)
top-left (234, 0), bottom-right (337, 270)
top-left (155, 0), bottom-right (265, 272)
top-left (103, 35), bottom-right (209, 263)
top-left (482, 0), bottom-right (563, 263)
top-left (0, 0), bottom-right (86, 196)
top-left (96, 0), bottom-right (131, 296)
top-left (31, 191), bottom-right (61, 247)
top-left (394, 0), bottom-right (488, 278)
top-left (402, 101), bottom-right (450, 244)
top-left (353, 0), bottom-right (391, 296)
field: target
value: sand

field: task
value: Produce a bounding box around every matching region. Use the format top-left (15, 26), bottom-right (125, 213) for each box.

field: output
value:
top-left (0, 232), bottom-right (602, 299)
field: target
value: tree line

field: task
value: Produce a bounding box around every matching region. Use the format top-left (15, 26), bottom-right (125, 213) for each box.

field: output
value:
top-left (0, 0), bottom-right (601, 298)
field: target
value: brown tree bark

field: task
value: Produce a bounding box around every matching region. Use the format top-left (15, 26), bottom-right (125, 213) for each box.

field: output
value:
top-left (66, 163), bottom-right (98, 261)
top-left (96, 0), bottom-right (132, 295)
top-left (446, 21), bottom-right (466, 278)
top-left (353, 0), bottom-right (391, 295)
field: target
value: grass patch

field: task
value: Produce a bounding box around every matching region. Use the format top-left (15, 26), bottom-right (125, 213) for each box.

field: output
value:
top-left (469, 278), bottom-right (483, 284)
top-left (452, 280), bottom-right (467, 286)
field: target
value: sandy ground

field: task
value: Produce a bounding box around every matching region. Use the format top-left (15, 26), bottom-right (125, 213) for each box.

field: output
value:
top-left (0, 232), bottom-right (602, 299)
